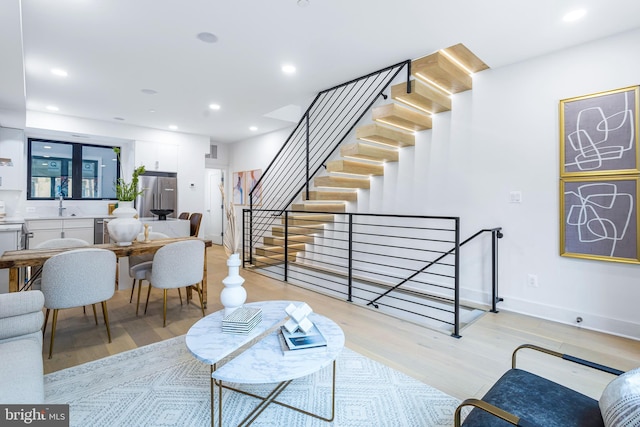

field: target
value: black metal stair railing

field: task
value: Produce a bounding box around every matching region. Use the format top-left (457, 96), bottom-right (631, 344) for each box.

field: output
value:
top-left (245, 60), bottom-right (412, 265)
top-left (243, 208), bottom-right (503, 337)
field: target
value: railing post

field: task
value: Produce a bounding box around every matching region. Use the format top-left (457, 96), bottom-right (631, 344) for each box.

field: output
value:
top-left (452, 218), bottom-right (461, 338)
top-left (348, 214), bottom-right (353, 302)
top-left (284, 211), bottom-right (289, 282)
top-left (490, 228), bottom-right (503, 313)
top-left (305, 113), bottom-right (310, 201)
top-left (406, 60), bottom-right (412, 94)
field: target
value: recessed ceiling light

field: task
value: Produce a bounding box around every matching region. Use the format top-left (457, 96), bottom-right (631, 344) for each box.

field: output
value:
top-left (141, 89), bottom-right (158, 95)
top-left (297, 0), bottom-right (310, 7)
top-left (209, 103), bottom-right (221, 110)
top-left (249, 126), bottom-right (258, 131)
top-left (197, 32), bottom-right (218, 43)
top-left (46, 105), bottom-right (59, 111)
top-left (149, 109), bottom-right (156, 113)
top-left (282, 64), bottom-right (296, 74)
top-left (169, 125), bottom-right (178, 131)
top-left (50, 68), bottom-right (68, 77)
top-left (563, 9), bottom-right (586, 22)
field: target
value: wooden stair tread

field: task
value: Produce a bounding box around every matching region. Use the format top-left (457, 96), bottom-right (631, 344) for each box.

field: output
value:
top-left (281, 213), bottom-right (335, 226)
top-left (272, 225), bottom-right (325, 236)
top-left (340, 142), bottom-right (398, 163)
top-left (305, 190), bottom-right (358, 201)
top-left (314, 176), bottom-right (370, 189)
top-left (356, 123), bottom-right (415, 148)
top-left (253, 253), bottom-right (296, 267)
top-left (391, 79), bottom-right (451, 115)
top-left (292, 203), bottom-right (346, 213)
top-left (326, 159), bottom-right (384, 176)
top-left (372, 103), bottom-right (432, 132)
top-left (264, 235), bottom-right (315, 245)
top-left (411, 43), bottom-right (487, 94)
top-left (256, 243), bottom-right (306, 256)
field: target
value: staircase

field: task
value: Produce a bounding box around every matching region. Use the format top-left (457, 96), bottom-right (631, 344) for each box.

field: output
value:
top-left (251, 43), bottom-right (489, 267)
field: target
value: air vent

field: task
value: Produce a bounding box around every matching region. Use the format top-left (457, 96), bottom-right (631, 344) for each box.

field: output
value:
top-left (205, 144), bottom-right (218, 159)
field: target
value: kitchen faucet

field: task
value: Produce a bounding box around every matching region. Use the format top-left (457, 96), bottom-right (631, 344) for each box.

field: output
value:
top-left (58, 193), bottom-right (66, 217)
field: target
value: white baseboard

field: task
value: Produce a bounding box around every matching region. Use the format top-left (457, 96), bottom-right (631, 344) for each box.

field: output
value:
top-left (463, 288), bottom-right (640, 341)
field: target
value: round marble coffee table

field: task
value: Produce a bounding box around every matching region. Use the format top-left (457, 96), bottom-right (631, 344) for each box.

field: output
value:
top-left (186, 300), bottom-right (345, 426)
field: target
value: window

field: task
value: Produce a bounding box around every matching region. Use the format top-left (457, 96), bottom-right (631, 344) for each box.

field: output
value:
top-left (28, 139), bottom-right (120, 200)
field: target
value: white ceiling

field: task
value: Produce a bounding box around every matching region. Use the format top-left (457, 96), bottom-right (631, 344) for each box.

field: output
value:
top-left (1, 0), bottom-right (640, 143)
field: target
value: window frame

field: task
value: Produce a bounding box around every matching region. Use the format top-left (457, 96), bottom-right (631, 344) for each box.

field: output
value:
top-left (27, 138), bottom-right (121, 201)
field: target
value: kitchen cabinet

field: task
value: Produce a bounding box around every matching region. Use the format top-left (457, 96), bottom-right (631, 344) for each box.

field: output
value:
top-left (0, 129), bottom-right (25, 190)
top-left (135, 140), bottom-right (178, 172)
top-left (27, 218), bottom-right (94, 247)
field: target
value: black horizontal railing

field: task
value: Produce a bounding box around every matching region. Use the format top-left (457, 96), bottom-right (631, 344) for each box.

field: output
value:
top-left (243, 210), bottom-right (502, 336)
top-left (246, 60), bottom-right (411, 260)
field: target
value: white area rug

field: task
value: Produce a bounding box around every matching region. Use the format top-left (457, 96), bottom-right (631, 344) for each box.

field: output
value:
top-left (44, 336), bottom-right (459, 426)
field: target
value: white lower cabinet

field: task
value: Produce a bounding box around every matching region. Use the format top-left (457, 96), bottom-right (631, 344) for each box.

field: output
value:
top-left (27, 218), bottom-right (95, 247)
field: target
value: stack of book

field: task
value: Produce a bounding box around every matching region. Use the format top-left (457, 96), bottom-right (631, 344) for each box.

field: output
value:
top-left (278, 324), bottom-right (327, 357)
top-left (221, 307), bottom-right (262, 334)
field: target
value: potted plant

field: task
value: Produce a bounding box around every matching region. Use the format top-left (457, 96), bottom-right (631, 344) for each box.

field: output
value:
top-left (107, 148), bottom-right (146, 246)
top-left (113, 147), bottom-right (146, 202)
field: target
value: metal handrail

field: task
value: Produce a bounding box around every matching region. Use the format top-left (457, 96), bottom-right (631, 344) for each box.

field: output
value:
top-left (366, 227), bottom-right (503, 336)
top-left (245, 60), bottom-right (412, 262)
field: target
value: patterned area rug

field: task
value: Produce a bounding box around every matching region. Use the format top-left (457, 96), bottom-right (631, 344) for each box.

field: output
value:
top-left (44, 336), bottom-right (460, 426)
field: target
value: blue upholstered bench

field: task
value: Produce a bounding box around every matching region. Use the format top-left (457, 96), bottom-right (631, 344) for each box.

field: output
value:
top-left (455, 344), bottom-right (639, 427)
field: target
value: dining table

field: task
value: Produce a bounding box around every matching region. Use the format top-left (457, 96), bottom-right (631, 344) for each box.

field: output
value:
top-left (0, 236), bottom-right (213, 307)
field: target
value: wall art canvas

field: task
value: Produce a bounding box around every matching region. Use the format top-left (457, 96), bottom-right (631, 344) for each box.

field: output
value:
top-left (246, 169), bottom-right (262, 206)
top-left (232, 171), bottom-right (245, 206)
top-left (560, 86), bottom-right (639, 177)
top-left (560, 176), bottom-right (640, 263)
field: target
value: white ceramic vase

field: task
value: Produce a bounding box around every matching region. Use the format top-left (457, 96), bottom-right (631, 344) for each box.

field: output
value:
top-left (107, 201), bottom-right (142, 246)
top-left (220, 253), bottom-right (246, 316)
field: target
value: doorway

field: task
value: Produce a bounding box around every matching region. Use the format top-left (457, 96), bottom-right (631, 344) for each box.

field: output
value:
top-left (204, 168), bottom-right (224, 245)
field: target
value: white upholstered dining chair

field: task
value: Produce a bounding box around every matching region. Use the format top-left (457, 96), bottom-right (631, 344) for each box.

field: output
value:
top-left (128, 231), bottom-right (169, 315)
top-left (41, 248), bottom-right (116, 359)
top-left (144, 239), bottom-right (205, 327)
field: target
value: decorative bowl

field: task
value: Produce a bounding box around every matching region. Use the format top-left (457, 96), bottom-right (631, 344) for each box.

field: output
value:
top-left (150, 209), bottom-right (174, 220)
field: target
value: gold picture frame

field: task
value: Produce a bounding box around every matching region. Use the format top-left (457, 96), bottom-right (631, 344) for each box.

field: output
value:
top-left (560, 86), bottom-right (639, 177)
top-left (560, 175), bottom-right (640, 264)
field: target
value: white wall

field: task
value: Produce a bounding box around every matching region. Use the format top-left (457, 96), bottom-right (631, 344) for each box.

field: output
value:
top-left (230, 28), bottom-right (640, 339)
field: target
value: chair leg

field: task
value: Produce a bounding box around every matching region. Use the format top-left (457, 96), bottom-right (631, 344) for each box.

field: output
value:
top-left (178, 288), bottom-right (183, 305)
top-left (163, 289), bottom-right (168, 327)
top-left (101, 301), bottom-right (112, 343)
top-left (48, 309), bottom-right (59, 359)
top-left (195, 281), bottom-right (205, 318)
top-left (129, 277), bottom-right (136, 303)
top-left (43, 308), bottom-right (50, 338)
top-left (92, 304), bottom-right (98, 325)
top-left (136, 279), bottom-right (144, 316)
top-left (144, 283), bottom-right (152, 315)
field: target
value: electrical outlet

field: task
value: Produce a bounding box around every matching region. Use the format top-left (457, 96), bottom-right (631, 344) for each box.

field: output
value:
top-left (527, 274), bottom-right (539, 288)
top-left (509, 191), bottom-right (522, 203)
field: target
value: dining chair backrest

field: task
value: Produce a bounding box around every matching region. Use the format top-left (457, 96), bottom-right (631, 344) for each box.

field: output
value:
top-left (130, 232), bottom-right (170, 266)
top-left (178, 212), bottom-right (190, 220)
top-left (147, 240), bottom-right (204, 290)
top-left (189, 213), bottom-right (202, 237)
top-left (41, 248), bottom-right (116, 309)
top-left (36, 238), bottom-right (90, 249)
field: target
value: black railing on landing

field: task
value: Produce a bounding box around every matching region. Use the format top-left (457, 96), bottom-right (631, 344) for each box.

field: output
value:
top-left (243, 209), bottom-right (502, 337)
top-left (246, 60), bottom-right (411, 256)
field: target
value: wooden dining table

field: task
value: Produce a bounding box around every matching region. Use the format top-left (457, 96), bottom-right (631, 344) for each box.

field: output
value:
top-left (0, 236), bottom-right (213, 307)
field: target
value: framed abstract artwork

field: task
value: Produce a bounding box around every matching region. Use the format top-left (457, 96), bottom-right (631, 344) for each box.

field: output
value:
top-left (232, 171), bottom-right (245, 206)
top-left (246, 169), bottom-right (262, 207)
top-left (560, 86), bottom-right (639, 177)
top-left (560, 176), bottom-right (640, 264)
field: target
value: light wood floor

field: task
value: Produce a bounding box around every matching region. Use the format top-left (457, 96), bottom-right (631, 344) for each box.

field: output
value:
top-left (43, 244), bottom-right (640, 401)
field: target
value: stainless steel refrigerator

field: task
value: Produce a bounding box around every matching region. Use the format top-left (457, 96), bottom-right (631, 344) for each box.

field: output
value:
top-left (136, 171), bottom-right (178, 218)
